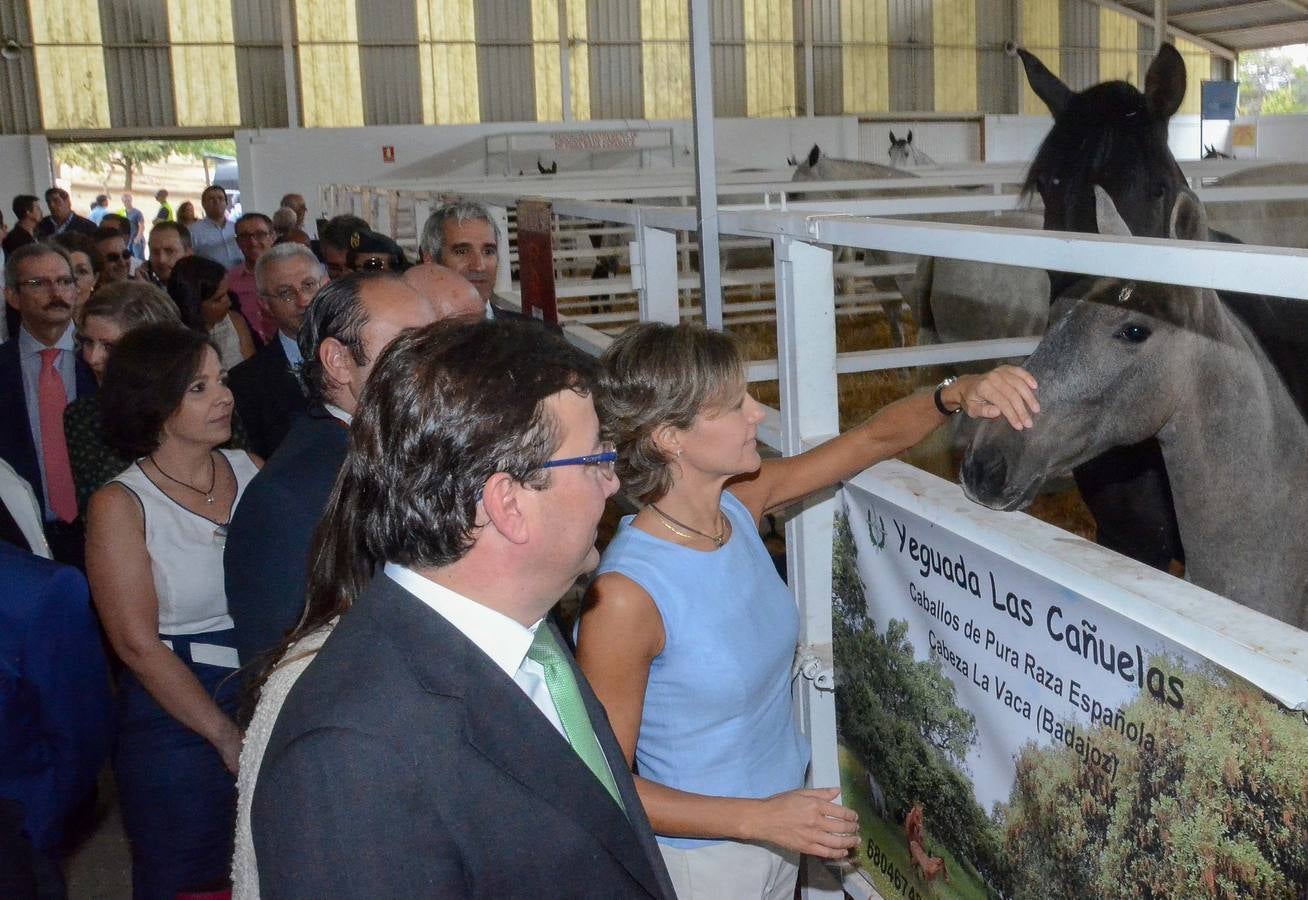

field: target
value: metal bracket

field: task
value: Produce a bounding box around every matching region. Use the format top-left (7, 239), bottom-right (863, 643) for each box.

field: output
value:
top-left (795, 642), bottom-right (836, 692)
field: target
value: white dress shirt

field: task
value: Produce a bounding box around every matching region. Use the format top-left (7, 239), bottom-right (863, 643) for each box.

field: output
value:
top-left (383, 563), bottom-right (566, 738)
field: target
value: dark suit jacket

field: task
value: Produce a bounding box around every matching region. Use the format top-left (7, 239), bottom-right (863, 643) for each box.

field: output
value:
top-left (225, 409), bottom-right (349, 667)
top-left (253, 573), bottom-right (676, 899)
top-left (227, 337), bottom-right (306, 460)
top-left (35, 215), bottom-right (98, 240)
top-left (0, 338), bottom-right (96, 516)
top-left (0, 542), bottom-right (113, 852)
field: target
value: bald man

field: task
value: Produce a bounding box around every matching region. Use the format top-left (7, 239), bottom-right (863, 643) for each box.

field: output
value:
top-left (224, 271), bottom-right (441, 666)
top-left (402, 263), bottom-right (484, 320)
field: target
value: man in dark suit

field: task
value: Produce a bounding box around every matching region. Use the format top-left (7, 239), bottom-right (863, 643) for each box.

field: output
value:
top-left (0, 244), bottom-right (97, 568)
top-left (34, 188), bottom-right (98, 240)
top-left (0, 541), bottom-right (114, 896)
top-left (227, 243), bottom-right (325, 459)
top-left (224, 268), bottom-right (469, 666)
top-left (252, 318), bottom-right (674, 898)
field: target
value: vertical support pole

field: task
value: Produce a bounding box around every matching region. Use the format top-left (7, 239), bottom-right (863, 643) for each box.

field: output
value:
top-left (803, 0), bottom-right (815, 117)
top-left (773, 236), bottom-right (842, 899)
top-left (688, 0), bottom-right (724, 329)
top-left (486, 203), bottom-right (514, 297)
top-left (413, 195), bottom-right (434, 260)
top-left (558, 0), bottom-right (573, 122)
top-left (279, 0), bottom-right (300, 128)
top-left (631, 217), bottom-right (680, 325)
top-left (1154, 0), bottom-right (1168, 51)
top-left (517, 199), bottom-right (559, 326)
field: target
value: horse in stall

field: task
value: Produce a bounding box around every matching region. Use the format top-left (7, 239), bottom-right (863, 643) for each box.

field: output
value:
top-left (962, 189), bottom-right (1308, 629)
top-left (889, 130), bottom-right (937, 167)
top-left (1017, 42), bottom-right (1308, 573)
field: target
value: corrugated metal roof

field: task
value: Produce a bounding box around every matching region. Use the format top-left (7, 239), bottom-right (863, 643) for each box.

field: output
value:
top-left (1112, 0), bottom-right (1308, 52)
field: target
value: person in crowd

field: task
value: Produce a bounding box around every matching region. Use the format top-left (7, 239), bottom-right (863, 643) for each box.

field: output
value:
top-left (0, 243), bottom-right (96, 568)
top-left (154, 189), bottom-right (173, 223)
top-left (119, 194), bottom-right (146, 260)
top-left (36, 188), bottom-right (98, 239)
top-left (228, 213), bottom-right (277, 341)
top-left (270, 207), bottom-right (296, 243)
top-left (224, 269), bottom-right (466, 675)
top-left (278, 193), bottom-right (308, 231)
top-left (168, 255), bottom-right (255, 370)
top-left (0, 456), bottom-right (49, 555)
top-left (226, 243), bottom-right (323, 458)
top-left (50, 231), bottom-right (102, 318)
top-left (316, 214), bottom-right (369, 280)
top-left (176, 201), bottom-right (198, 230)
top-left (576, 323), bottom-right (1041, 898)
top-left (94, 226), bottom-right (133, 285)
top-left (344, 227), bottom-right (408, 273)
top-left (247, 317), bottom-right (675, 898)
top-left (65, 281), bottom-right (182, 514)
top-left (191, 185), bottom-right (242, 269)
top-left (89, 194), bottom-right (110, 226)
top-left (4, 195), bottom-right (41, 258)
top-left (86, 323), bottom-right (262, 899)
top-left (142, 220), bottom-right (192, 288)
top-left (0, 542), bottom-right (113, 898)
top-left (419, 200), bottom-right (513, 316)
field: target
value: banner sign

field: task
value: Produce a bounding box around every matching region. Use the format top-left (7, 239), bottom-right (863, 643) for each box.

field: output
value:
top-left (833, 473), bottom-right (1307, 899)
top-left (1201, 80), bottom-right (1240, 121)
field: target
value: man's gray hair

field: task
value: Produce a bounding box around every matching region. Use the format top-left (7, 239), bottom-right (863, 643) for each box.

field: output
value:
top-left (5, 242), bottom-right (71, 289)
top-left (254, 241), bottom-right (324, 293)
top-left (419, 200), bottom-right (502, 264)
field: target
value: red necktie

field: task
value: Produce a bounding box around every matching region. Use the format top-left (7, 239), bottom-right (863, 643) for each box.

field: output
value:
top-left (38, 348), bottom-right (77, 523)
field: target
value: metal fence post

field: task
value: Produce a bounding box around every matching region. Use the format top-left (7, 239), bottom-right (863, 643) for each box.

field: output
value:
top-left (773, 235), bottom-right (844, 899)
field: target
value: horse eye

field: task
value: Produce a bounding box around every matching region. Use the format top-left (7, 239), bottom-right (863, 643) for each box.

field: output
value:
top-left (1114, 323), bottom-right (1152, 343)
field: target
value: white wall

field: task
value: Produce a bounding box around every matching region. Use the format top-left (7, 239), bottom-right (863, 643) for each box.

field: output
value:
top-left (1241, 115), bottom-right (1308, 162)
top-left (0, 136), bottom-right (53, 219)
top-left (236, 116), bottom-right (860, 219)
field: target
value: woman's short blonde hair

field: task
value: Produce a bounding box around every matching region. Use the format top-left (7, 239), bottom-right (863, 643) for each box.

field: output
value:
top-left (597, 322), bottom-right (744, 503)
top-left (78, 280), bottom-right (179, 331)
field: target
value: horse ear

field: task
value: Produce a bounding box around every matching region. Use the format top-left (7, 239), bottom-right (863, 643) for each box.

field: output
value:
top-left (1168, 191), bottom-right (1208, 242)
top-left (1145, 43), bottom-right (1186, 121)
top-left (1017, 48), bottom-right (1072, 117)
top-left (889, 130), bottom-right (898, 144)
top-left (1093, 186), bottom-right (1133, 238)
top-left (786, 155), bottom-right (797, 166)
top-left (807, 144), bottom-right (821, 167)
top-left (906, 130), bottom-right (913, 144)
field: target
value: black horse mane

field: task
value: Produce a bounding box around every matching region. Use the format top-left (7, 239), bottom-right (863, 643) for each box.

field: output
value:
top-left (1021, 81), bottom-right (1180, 204)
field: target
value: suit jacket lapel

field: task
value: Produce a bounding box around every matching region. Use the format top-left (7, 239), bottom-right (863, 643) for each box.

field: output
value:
top-left (361, 575), bottom-right (667, 897)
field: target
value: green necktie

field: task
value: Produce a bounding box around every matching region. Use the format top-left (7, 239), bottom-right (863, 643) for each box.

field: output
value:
top-left (526, 626), bottom-right (626, 814)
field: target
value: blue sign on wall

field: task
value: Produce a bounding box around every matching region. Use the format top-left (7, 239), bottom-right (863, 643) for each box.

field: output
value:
top-left (1202, 81), bottom-right (1239, 120)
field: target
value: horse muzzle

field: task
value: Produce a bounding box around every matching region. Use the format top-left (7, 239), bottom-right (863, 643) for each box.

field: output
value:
top-left (961, 446), bottom-right (1040, 511)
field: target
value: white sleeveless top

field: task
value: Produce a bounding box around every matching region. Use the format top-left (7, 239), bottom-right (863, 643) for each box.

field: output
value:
top-left (112, 449), bottom-right (259, 635)
top-left (210, 314), bottom-right (245, 371)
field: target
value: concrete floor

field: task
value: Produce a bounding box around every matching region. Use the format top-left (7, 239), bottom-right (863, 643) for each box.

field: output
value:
top-left (63, 769), bottom-right (132, 899)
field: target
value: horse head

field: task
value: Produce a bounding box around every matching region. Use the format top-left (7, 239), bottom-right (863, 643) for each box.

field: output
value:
top-left (1020, 43), bottom-right (1188, 248)
top-left (961, 188), bottom-right (1210, 511)
top-left (889, 130), bottom-right (914, 165)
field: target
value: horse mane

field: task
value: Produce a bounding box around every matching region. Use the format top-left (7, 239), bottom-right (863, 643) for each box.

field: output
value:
top-left (1021, 81), bottom-right (1181, 206)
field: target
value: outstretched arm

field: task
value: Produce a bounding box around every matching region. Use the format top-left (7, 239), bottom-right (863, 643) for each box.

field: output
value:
top-left (730, 366), bottom-right (1039, 521)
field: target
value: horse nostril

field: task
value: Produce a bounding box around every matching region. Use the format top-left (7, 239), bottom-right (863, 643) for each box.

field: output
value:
top-left (962, 451), bottom-right (1008, 500)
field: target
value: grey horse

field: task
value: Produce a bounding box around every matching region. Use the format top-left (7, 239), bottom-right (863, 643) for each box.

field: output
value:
top-left (961, 187), bottom-right (1308, 629)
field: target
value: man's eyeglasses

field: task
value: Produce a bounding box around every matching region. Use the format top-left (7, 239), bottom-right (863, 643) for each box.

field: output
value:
top-left (355, 256), bottom-right (392, 272)
top-left (261, 278), bottom-right (321, 304)
top-left (102, 250), bottom-right (133, 262)
top-left (237, 230), bottom-right (274, 242)
top-left (17, 276), bottom-right (77, 292)
top-left (540, 441), bottom-right (618, 479)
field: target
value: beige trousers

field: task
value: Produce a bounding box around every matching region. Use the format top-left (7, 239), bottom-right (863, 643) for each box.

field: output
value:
top-left (659, 840), bottom-right (800, 900)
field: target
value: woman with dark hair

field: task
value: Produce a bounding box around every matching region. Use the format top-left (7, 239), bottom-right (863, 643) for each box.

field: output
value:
top-left (167, 255), bottom-right (255, 369)
top-left (50, 231), bottom-right (102, 316)
top-left (176, 201), bottom-right (198, 229)
top-left (577, 322), bottom-right (1040, 898)
top-left (65, 281), bottom-right (180, 513)
top-left (85, 323), bottom-right (262, 899)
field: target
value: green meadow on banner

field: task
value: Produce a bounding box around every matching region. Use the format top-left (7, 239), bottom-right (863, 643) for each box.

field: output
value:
top-left (832, 481), bottom-right (1308, 900)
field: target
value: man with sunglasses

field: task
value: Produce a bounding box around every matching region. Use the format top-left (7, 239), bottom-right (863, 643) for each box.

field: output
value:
top-left (93, 227), bottom-right (134, 285)
top-left (0, 244), bottom-right (97, 567)
top-left (251, 317), bottom-right (674, 899)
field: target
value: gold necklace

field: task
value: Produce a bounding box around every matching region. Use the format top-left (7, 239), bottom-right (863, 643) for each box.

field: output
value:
top-left (647, 503), bottom-right (728, 548)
